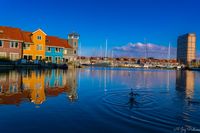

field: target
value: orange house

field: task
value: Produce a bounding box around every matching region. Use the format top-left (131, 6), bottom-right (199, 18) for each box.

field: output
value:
top-left (23, 29), bottom-right (47, 60)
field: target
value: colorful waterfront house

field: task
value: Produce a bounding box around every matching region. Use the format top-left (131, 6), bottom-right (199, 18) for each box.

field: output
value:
top-left (23, 29), bottom-right (47, 60)
top-left (0, 26), bottom-right (24, 60)
top-left (45, 36), bottom-right (64, 64)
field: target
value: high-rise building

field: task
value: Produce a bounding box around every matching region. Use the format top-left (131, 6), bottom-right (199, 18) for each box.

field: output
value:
top-left (177, 33), bottom-right (196, 65)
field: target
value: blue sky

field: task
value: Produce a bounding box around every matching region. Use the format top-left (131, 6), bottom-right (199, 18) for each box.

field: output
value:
top-left (1, 0), bottom-right (200, 57)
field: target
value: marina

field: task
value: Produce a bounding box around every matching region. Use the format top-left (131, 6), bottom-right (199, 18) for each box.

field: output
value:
top-left (1, 0), bottom-right (200, 132)
top-left (0, 68), bottom-right (200, 133)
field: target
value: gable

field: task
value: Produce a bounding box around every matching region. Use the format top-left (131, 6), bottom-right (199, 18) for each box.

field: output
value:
top-left (32, 29), bottom-right (47, 36)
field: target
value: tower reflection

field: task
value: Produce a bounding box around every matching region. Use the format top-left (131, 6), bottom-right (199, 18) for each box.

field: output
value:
top-left (176, 70), bottom-right (195, 98)
top-left (0, 69), bottom-right (78, 105)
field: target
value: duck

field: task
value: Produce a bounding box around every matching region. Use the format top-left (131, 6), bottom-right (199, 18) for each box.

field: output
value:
top-left (129, 88), bottom-right (139, 97)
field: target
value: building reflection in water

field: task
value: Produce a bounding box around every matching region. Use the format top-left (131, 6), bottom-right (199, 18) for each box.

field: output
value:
top-left (0, 69), bottom-right (78, 105)
top-left (176, 70), bottom-right (195, 98)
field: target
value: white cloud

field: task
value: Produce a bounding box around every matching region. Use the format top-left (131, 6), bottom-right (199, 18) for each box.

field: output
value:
top-left (113, 42), bottom-right (177, 58)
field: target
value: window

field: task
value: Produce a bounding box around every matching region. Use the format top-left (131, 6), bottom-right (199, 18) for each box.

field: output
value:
top-left (24, 55), bottom-right (32, 60)
top-left (0, 52), bottom-right (6, 58)
top-left (46, 56), bottom-right (52, 62)
top-left (23, 44), bottom-right (30, 50)
top-left (55, 57), bottom-right (61, 63)
top-left (74, 42), bottom-right (77, 46)
top-left (37, 36), bottom-right (42, 40)
top-left (55, 48), bottom-right (60, 52)
top-left (24, 55), bottom-right (27, 59)
top-left (64, 50), bottom-right (67, 54)
top-left (0, 85), bottom-right (2, 93)
top-left (46, 47), bottom-right (51, 52)
top-left (10, 42), bottom-right (18, 48)
top-left (37, 44), bottom-right (42, 50)
top-left (36, 55), bottom-right (42, 60)
top-left (74, 50), bottom-right (76, 54)
top-left (10, 53), bottom-right (19, 61)
top-left (0, 40), bottom-right (3, 47)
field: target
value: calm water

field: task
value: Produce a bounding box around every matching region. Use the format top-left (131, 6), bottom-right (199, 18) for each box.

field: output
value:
top-left (0, 68), bottom-right (200, 133)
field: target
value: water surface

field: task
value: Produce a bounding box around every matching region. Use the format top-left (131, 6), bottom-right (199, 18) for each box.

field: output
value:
top-left (0, 68), bottom-right (200, 133)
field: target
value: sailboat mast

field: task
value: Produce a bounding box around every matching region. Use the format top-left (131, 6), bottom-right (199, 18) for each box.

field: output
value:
top-left (79, 42), bottom-right (82, 56)
top-left (168, 42), bottom-right (171, 60)
top-left (100, 45), bottom-right (102, 57)
top-left (144, 38), bottom-right (148, 58)
top-left (105, 39), bottom-right (108, 58)
top-left (111, 50), bottom-right (113, 58)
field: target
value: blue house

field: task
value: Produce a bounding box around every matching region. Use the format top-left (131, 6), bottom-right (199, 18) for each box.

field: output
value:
top-left (45, 36), bottom-right (64, 64)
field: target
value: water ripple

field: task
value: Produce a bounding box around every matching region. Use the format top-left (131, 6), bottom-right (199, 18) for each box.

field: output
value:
top-left (101, 88), bottom-right (186, 132)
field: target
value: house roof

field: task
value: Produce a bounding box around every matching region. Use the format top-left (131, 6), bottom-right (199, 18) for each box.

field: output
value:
top-left (0, 26), bottom-right (74, 49)
top-left (0, 26), bottom-right (24, 41)
top-left (46, 36), bottom-right (65, 47)
top-left (32, 28), bottom-right (47, 35)
top-left (46, 36), bottom-right (72, 48)
top-left (21, 31), bottom-right (33, 43)
top-left (60, 38), bottom-right (72, 49)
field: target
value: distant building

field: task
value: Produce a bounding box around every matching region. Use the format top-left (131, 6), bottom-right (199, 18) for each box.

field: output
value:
top-left (177, 33), bottom-right (196, 64)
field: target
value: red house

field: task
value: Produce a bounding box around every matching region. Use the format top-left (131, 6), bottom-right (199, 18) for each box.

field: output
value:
top-left (0, 26), bottom-right (24, 60)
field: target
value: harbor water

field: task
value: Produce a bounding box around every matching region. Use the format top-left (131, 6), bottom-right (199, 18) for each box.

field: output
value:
top-left (0, 67), bottom-right (200, 133)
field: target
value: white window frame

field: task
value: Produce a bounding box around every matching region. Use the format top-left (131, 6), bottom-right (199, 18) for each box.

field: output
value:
top-left (36, 55), bottom-right (42, 60)
top-left (23, 43), bottom-right (30, 50)
top-left (55, 56), bottom-right (61, 63)
top-left (0, 52), bottom-right (6, 58)
top-left (63, 49), bottom-right (67, 54)
top-left (46, 47), bottom-right (51, 52)
top-left (23, 54), bottom-right (33, 60)
top-left (55, 48), bottom-right (60, 52)
top-left (10, 53), bottom-right (19, 61)
top-left (46, 56), bottom-right (52, 62)
top-left (37, 36), bottom-right (42, 40)
top-left (10, 41), bottom-right (19, 48)
top-left (36, 44), bottom-right (42, 50)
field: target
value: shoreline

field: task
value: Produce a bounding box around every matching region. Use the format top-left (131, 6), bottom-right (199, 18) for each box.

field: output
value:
top-left (0, 63), bottom-right (199, 71)
top-left (0, 63), bottom-right (68, 70)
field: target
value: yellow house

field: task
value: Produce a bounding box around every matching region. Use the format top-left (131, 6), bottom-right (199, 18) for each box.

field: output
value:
top-left (23, 29), bottom-right (46, 60)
